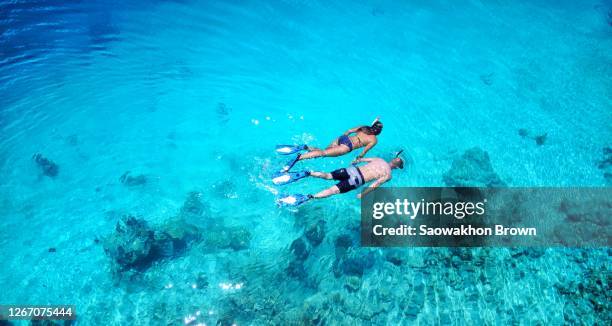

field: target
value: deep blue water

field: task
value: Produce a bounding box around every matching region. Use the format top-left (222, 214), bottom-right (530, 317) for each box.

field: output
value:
top-left (1, 0), bottom-right (611, 325)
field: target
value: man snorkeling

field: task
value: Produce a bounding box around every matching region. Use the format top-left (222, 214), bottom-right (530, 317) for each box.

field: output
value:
top-left (276, 118), bottom-right (383, 172)
top-left (275, 152), bottom-right (405, 207)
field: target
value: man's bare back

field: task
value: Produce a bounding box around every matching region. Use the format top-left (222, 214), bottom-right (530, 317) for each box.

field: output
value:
top-left (359, 158), bottom-right (392, 183)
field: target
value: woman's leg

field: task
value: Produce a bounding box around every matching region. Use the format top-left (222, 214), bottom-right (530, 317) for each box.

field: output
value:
top-left (299, 145), bottom-right (350, 160)
top-left (326, 139), bottom-right (339, 149)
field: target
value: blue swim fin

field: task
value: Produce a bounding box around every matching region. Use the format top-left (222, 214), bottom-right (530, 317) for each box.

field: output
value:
top-left (280, 154), bottom-right (301, 173)
top-left (276, 144), bottom-right (308, 155)
top-left (272, 171), bottom-right (310, 186)
top-left (276, 194), bottom-right (313, 207)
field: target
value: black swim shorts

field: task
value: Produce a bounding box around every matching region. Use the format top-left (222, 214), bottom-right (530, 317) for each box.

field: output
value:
top-left (331, 166), bottom-right (365, 193)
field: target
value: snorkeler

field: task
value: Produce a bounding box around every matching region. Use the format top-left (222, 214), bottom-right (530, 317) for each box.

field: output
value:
top-left (276, 118), bottom-right (383, 172)
top-left (275, 152), bottom-right (404, 207)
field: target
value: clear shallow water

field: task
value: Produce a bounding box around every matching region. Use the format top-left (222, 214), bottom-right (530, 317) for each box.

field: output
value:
top-left (0, 0), bottom-right (610, 325)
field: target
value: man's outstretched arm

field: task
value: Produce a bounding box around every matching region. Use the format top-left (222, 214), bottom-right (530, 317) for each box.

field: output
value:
top-left (357, 177), bottom-right (388, 199)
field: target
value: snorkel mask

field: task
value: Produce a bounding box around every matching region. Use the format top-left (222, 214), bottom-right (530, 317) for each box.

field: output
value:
top-left (393, 149), bottom-right (405, 169)
top-left (370, 119), bottom-right (383, 135)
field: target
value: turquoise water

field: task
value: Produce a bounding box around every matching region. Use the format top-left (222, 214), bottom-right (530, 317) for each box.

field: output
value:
top-left (1, 0), bottom-right (611, 325)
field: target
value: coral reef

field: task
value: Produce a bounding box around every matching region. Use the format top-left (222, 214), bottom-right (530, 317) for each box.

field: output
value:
top-left (443, 147), bottom-right (506, 187)
top-left (32, 153), bottom-right (59, 177)
top-left (102, 216), bottom-right (157, 273)
top-left (119, 171), bottom-right (147, 187)
top-left (200, 226), bottom-right (252, 251)
top-left (103, 213), bottom-right (203, 277)
top-left (555, 198), bottom-right (611, 246)
top-left (596, 146), bottom-right (612, 185)
top-left (179, 191), bottom-right (207, 217)
top-left (304, 220), bottom-right (326, 247)
top-left (556, 263), bottom-right (611, 324)
top-left (480, 72), bottom-right (494, 85)
top-left (517, 128), bottom-right (548, 146)
top-left (216, 102), bottom-right (232, 123)
top-left (290, 237), bottom-right (310, 261)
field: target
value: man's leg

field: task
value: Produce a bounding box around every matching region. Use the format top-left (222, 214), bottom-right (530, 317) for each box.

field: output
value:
top-left (312, 185), bottom-right (340, 199)
top-left (309, 171), bottom-right (333, 179)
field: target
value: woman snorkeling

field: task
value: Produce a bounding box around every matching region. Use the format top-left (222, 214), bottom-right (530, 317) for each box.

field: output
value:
top-left (277, 118), bottom-right (383, 172)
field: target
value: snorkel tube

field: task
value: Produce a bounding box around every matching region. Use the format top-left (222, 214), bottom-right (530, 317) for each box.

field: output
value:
top-left (371, 117), bottom-right (380, 126)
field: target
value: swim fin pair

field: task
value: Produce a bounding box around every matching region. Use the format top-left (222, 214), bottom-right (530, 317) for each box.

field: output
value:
top-left (276, 193), bottom-right (313, 207)
top-left (272, 170), bottom-right (310, 186)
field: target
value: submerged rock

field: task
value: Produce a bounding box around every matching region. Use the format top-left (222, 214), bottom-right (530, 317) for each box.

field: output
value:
top-left (533, 133), bottom-right (547, 146)
top-left (104, 215), bottom-right (202, 275)
top-left (556, 264), bottom-right (611, 324)
top-left (443, 147), bottom-right (506, 187)
top-left (334, 249), bottom-right (377, 277)
top-left (162, 217), bottom-right (201, 244)
top-left (229, 227), bottom-right (252, 251)
top-left (334, 234), bottom-right (353, 257)
top-left (202, 226), bottom-right (251, 251)
top-left (596, 147), bottom-right (612, 185)
top-left (119, 171), bottom-right (147, 187)
top-left (103, 216), bottom-right (156, 272)
top-left (344, 275), bottom-right (362, 292)
top-left (286, 260), bottom-right (307, 280)
top-left (32, 153), bottom-right (59, 177)
top-left (384, 249), bottom-right (406, 266)
top-left (216, 102), bottom-right (232, 123)
top-left (304, 220), bottom-right (325, 247)
top-left (153, 231), bottom-right (184, 258)
top-left (290, 237), bottom-right (310, 261)
top-left (480, 72), bottom-right (494, 85)
top-left (179, 191), bottom-right (206, 217)
top-left (517, 128), bottom-right (548, 146)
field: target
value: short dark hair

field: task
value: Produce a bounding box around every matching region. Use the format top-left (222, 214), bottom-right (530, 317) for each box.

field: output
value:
top-left (394, 157), bottom-right (404, 169)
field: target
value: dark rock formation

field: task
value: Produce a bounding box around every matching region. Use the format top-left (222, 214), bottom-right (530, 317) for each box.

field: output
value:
top-left (103, 216), bottom-right (156, 272)
top-left (290, 237), bottom-right (310, 261)
top-left (103, 215), bottom-right (202, 275)
top-left (533, 133), bottom-right (547, 146)
top-left (119, 171), bottom-right (147, 187)
top-left (229, 228), bottom-right (251, 251)
top-left (597, 147), bottom-right (612, 185)
top-left (286, 260), bottom-right (307, 280)
top-left (556, 264), bottom-right (611, 324)
top-left (304, 220), bottom-right (325, 247)
top-left (180, 191), bottom-right (206, 216)
top-left (32, 153), bottom-right (59, 177)
top-left (555, 198), bottom-right (611, 246)
top-left (216, 102), bottom-right (232, 124)
top-left (480, 72), bottom-right (494, 85)
top-left (517, 128), bottom-right (547, 146)
top-left (384, 249), bottom-right (406, 266)
top-left (334, 234), bottom-right (353, 257)
top-left (201, 226), bottom-right (251, 251)
top-left (443, 147), bottom-right (506, 187)
top-left (334, 250), bottom-right (377, 277)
